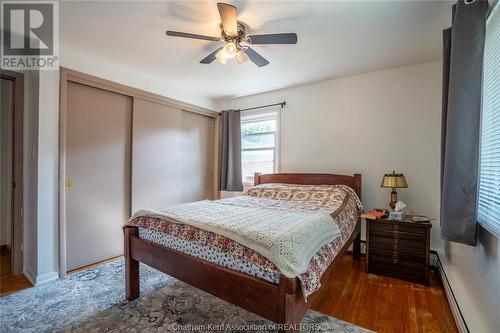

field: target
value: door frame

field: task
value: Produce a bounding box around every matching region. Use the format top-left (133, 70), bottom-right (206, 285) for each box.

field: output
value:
top-left (58, 68), bottom-right (218, 276)
top-left (1, 69), bottom-right (24, 276)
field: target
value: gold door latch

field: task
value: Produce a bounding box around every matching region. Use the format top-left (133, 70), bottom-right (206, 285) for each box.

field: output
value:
top-left (65, 179), bottom-right (73, 192)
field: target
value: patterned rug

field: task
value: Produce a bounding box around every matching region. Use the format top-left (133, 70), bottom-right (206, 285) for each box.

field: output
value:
top-left (0, 259), bottom-right (371, 332)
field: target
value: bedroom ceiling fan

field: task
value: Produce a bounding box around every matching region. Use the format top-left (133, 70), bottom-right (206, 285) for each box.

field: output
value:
top-left (166, 2), bottom-right (298, 67)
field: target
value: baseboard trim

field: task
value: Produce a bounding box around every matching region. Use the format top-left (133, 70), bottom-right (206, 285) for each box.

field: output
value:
top-left (431, 251), bottom-right (469, 333)
top-left (23, 266), bottom-right (59, 285)
top-left (35, 271), bottom-right (59, 285)
top-left (23, 266), bottom-right (37, 285)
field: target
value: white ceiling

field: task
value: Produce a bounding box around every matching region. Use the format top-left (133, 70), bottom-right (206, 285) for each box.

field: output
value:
top-left (60, 1), bottom-right (452, 100)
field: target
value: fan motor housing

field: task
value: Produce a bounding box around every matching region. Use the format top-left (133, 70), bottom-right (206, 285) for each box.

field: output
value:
top-left (220, 21), bottom-right (248, 44)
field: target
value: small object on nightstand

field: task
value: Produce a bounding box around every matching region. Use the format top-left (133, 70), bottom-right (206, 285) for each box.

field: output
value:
top-left (388, 211), bottom-right (405, 220)
top-left (361, 210), bottom-right (388, 220)
top-left (388, 201), bottom-right (406, 220)
top-left (365, 215), bottom-right (431, 285)
top-left (412, 215), bottom-right (431, 223)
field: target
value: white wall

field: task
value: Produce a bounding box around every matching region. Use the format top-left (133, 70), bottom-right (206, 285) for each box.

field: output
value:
top-left (36, 69), bottom-right (60, 283)
top-left (439, 228), bottom-right (500, 332)
top-left (219, 59), bottom-right (500, 332)
top-left (220, 60), bottom-right (442, 246)
top-left (21, 69), bottom-right (40, 283)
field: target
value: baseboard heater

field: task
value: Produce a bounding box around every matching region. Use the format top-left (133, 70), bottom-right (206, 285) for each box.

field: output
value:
top-left (430, 251), bottom-right (469, 333)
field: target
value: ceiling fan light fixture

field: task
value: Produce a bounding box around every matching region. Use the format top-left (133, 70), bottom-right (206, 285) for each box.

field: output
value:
top-left (222, 42), bottom-right (237, 59)
top-left (236, 50), bottom-right (248, 64)
top-left (215, 49), bottom-right (228, 64)
top-left (166, 2), bottom-right (297, 67)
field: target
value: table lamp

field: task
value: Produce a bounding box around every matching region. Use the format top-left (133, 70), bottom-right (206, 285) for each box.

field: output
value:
top-left (381, 171), bottom-right (408, 210)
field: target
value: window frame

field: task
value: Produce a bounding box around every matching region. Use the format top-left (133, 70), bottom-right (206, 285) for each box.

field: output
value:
top-left (240, 108), bottom-right (281, 186)
top-left (477, 0), bottom-right (500, 238)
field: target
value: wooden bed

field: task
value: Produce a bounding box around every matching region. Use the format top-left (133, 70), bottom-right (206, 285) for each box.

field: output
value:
top-left (124, 172), bottom-right (362, 332)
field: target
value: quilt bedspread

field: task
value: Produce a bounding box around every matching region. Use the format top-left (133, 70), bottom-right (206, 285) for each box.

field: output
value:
top-left (127, 184), bottom-right (363, 299)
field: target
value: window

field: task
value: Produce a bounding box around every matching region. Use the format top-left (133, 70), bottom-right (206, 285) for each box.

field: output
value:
top-left (478, 3), bottom-right (500, 237)
top-left (241, 110), bottom-right (279, 184)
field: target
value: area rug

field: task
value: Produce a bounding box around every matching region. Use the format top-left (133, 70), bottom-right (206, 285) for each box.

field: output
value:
top-left (0, 259), bottom-right (371, 332)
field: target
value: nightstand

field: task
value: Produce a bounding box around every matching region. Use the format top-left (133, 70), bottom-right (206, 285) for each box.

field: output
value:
top-left (365, 216), bottom-right (431, 285)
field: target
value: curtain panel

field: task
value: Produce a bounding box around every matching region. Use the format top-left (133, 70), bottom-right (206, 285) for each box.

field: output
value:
top-left (441, 0), bottom-right (489, 245)
top-left (219, 110), bottom-right (243, 191)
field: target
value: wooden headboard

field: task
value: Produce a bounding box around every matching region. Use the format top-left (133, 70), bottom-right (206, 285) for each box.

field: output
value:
top-left (254, 172), bottom-right (362, 200)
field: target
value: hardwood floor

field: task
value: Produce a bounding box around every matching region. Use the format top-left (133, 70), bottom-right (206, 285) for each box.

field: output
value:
top-left (1, 250), bottom-right (457, 333)
top-left (0, 248), bottom-right (32, 297)
top-left (311, 255), bottom-right (458, 333)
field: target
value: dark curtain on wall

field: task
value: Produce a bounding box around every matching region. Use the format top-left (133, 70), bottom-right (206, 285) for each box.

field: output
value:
top-left (441, 0), bottom-right (488, 245)
top-left (219, 110), bottom-right (243, 191)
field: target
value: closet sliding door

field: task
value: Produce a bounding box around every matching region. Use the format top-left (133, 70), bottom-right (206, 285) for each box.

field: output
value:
top-left (131, 99), bottom-right (182, 211)
top-left (180, 111), bottom-right (215, 202)
top-left (66, 82), bottom-right (132, 271)
top-left (62, 69), bottom-right (218, 273)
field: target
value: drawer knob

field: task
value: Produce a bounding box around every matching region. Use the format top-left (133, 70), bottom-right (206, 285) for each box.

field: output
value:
top-left (393, 254), bottom-right (400, 263)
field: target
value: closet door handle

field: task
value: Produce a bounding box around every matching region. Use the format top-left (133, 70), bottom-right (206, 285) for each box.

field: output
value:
top-left (65, 179), bottom-right (73, 192)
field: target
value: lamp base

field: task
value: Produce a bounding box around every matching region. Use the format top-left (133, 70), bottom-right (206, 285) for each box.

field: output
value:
top-left (390, 189), bottom-right (398, 210)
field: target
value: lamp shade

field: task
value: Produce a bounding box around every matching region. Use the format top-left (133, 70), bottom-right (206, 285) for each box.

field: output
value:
top-left (381, 171), bottom-right (408, 188)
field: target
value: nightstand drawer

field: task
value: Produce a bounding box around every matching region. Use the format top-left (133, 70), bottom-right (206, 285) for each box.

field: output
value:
top-left (370, 225), bottom-right (426, 241)
top-left (370, 222), bottom-right (427, 236)
top-left (369, 234), bottom-right (425, 254)
top-left (369, 247), bottom-right (426, 269)
top-left (369, 248), bottom-right (426, 284)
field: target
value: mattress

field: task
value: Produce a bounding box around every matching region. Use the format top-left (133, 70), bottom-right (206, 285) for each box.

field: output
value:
top-left (129, 183), bottom-right (363, 298)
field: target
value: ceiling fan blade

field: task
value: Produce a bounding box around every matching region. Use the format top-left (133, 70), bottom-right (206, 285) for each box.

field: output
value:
top-left (200, 47), bottom-right (223, 64)
top-left (248, 33), bottom-right (298, 44)
top-left (217, 2), bottom-right (238, 36)
top-left (166, 30), bottom-right (220, 42)
top-left (243, 47), bottom-right (269, 67)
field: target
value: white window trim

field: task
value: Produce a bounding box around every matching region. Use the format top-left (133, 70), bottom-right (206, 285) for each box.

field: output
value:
top-left (241, 107), bottom-right (281, 186)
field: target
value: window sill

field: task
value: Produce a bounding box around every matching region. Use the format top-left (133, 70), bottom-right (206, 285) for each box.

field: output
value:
top-left (477, 220), bottom-right (500, 239)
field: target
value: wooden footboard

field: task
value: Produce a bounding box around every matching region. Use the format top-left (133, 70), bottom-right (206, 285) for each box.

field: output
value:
top-left (125, 172), bottom-right (362, 331)
top-left (124, 220), bottom-right (361, 330)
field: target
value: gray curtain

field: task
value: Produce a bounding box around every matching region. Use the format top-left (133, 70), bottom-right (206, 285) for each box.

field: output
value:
top-left (441, 0), bottom-right (488, 245)
top-left (219, 110), bottom-right (243, 191)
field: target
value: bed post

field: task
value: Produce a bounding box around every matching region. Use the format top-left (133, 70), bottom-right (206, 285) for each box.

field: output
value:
top-left (254, 172), bottom-right (261, 185)
top-left (352, 173), bottom-right (362, 261)
top-left (353, 173), bottom-right (362, 199)
top-left (124, 226), bottom-right (140, 300)
top-left (278, 276), bottom-right (301, 332)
